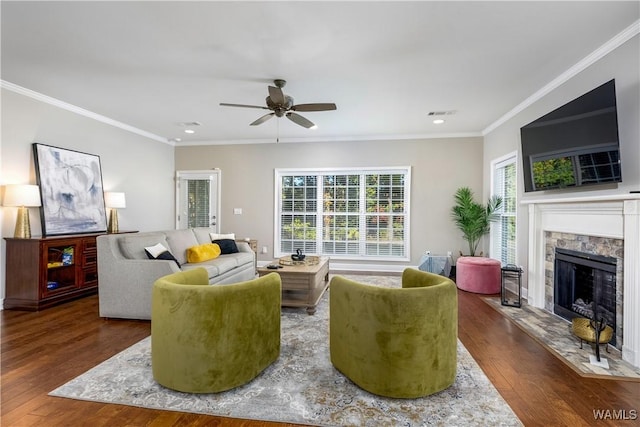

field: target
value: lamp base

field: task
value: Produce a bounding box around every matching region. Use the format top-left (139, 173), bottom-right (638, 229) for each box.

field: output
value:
top-left (108, 209), bottom-right (119, 234)
top-left (14, 206), bottom-right (32, 238)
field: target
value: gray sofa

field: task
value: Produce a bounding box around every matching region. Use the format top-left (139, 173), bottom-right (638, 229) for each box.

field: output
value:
top-left (97, 227), bottom-right (256, 320)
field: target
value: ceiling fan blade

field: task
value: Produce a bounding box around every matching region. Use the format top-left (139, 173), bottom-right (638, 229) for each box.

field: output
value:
top-left (286, 112), bottom-right (316, 129)
top-left (220, 103), bottom-right (268, 110)
top-left (268, 86), bottom-right (285, 105)
top-left (291, 103), bottom-right (337, 112)
top-left (250, 113), bottom-right (275, 126)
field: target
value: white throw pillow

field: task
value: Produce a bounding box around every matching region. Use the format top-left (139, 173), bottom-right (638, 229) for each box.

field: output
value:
top-left (210, 232), bottom-right (235, 241)
top-left (144, 242), bottom-right (181, 267)
top-left (145, 242), bottom-right (169, 258)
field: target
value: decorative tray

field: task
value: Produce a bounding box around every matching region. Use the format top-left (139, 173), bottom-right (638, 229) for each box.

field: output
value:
top-left (279, 255), bottom-right (320, 266)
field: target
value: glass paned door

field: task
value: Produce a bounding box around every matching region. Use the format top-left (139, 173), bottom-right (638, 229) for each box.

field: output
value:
top-left (176, 170), bottom-right (220, 231)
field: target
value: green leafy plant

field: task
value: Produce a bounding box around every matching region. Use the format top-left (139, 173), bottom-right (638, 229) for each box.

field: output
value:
top-left (450, 187), bottom-right (503, 256)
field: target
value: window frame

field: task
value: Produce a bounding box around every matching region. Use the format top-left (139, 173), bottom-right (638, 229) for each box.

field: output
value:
top-left (274, 166), bottom-right (411, 262)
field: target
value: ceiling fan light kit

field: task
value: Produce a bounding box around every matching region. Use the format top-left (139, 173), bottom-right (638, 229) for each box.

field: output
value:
top-left (220, 80), bottom-right (336, 129)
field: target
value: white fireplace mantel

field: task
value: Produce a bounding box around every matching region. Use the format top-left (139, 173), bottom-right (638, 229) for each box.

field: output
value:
top-left (524, 194), bottom-right (640, 368)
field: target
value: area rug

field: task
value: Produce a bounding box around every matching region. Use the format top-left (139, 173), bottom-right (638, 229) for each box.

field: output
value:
top-left (50, 275), bottom-right (522, 426)
top-left (483, 297), bottom-right (640, 380)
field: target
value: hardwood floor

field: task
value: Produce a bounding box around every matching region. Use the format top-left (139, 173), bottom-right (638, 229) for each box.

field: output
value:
top-left (2, 290), bottom-right (638, 426)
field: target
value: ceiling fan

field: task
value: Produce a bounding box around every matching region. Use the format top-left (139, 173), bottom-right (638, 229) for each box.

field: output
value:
top-left (220, 79), bottom-right (337, 129)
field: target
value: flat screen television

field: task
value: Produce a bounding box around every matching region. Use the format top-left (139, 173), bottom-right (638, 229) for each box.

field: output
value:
top-left (520, 79), bottom-right (621, 193)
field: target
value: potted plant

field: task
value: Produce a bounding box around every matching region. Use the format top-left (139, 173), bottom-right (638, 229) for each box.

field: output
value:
top-left (450, 187), bottom-right (503, 257)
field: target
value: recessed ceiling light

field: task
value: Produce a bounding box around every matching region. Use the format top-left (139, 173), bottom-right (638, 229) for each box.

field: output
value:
top-left (433, 119), bottom-right (445, 124)
top-left (184, 129), bottom-right (195, 134)
top-left (310, 125), bottom-right (318, 130)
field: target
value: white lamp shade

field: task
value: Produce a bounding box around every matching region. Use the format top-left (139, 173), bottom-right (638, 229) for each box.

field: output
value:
top-left (104, 192), bottom-right (126, 209)
top-left (2, 184), bottom-right (41, 207)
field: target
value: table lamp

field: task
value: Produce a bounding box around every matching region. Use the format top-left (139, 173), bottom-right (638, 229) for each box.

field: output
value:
top-left (104, 191), bottom-right (126, 233)
top-left (2, 184), bottom-right (42, 238)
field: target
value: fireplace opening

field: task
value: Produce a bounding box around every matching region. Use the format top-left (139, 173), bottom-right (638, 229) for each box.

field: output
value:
top-left (554, 248), bottom-right (617, 346)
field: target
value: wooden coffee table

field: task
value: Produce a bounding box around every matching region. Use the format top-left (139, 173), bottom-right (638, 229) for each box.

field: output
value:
top-left (258, 256), bottom-right (329, 315)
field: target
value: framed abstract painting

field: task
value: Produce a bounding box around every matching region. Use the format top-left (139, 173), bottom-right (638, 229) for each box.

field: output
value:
top-left (33, 143), bottom-right (108, 236)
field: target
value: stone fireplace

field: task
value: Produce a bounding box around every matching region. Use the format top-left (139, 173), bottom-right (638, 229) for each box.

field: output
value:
top-left (525, 195), bottom-right (640, 368)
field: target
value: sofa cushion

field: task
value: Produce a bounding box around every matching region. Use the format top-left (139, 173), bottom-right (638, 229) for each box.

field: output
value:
top-left (224, 251), bottom-right (254, 267)
top-left (181, 255), bottom-right (238, 277)
top-left (165, 229), bottom-right (199, 266)
top-left (206, 256), bottom-right (239, 275)
top-left (119, 233), bottom-right (169, 260)
top-left (213, 239), bottom-right (239, 254)
top-left (145, 243), bottom-right (181, 267)
top-left (192, 227), bottom-right (216, 245)
top-left (186, 243), bottom-right (221, 263)
top-left (181, 263), bottom-right (220, 278)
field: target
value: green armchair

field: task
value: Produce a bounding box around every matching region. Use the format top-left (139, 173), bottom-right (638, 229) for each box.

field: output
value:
top-left (329, 268), bottom-right (458, 398)
top-left (151, 268), bottom-right (281, 393)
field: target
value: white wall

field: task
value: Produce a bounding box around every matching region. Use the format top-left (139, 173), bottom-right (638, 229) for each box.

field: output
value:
top-left (483, 34), bottom-right (640, 293)
top-left (1, 89), bottom-right (176, 303)
top-left (175, 137), bottom-right (485, 268)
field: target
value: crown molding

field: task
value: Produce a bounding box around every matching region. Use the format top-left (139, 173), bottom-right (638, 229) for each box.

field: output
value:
top-left (0, 80), bottom-right (172, 145)
top-left (175, 131), bottom-right (483, 147)
top-left (482, 19), bottom-right (640, 136)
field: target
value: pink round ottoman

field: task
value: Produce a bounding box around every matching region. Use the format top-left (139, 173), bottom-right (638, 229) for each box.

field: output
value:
top-left (455, 256), bottom-right (501, 294)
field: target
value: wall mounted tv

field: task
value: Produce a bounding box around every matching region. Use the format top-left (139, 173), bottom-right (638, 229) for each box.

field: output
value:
top-left (521, 79), bottom-right (621, 193)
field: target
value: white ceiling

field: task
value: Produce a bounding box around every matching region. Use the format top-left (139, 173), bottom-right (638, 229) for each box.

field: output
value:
top-left (1, 1), bottom-right (638, 145)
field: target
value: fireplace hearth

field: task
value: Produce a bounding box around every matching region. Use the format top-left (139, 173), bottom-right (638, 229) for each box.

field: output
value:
top-left (526, 196), bottom-right (640, 369)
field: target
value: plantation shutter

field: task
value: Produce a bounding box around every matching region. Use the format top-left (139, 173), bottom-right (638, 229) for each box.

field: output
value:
top-left (187, 179), bottom-right (210, 228)
top-left (280, 175), bottom-right (318, 254)
top-left (322, 174), bottom-right (360, 256)
top-left (491, 155), bottom-right (517, 265)
top-left (362, 172), bottom-right (407, 257)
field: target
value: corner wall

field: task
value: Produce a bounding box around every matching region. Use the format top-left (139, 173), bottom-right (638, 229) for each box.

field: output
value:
top-left (483, 34), bottom-right (640, 294)
top-left (1, 89), bottom-right (176, 304)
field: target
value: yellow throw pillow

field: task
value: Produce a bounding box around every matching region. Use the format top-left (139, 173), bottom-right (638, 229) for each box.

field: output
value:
top-left (186, 243), bottom-right (221, 263)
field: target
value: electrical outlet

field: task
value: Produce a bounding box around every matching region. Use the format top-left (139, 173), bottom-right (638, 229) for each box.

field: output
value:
top-left (261, 246), bottom-right (268, 254)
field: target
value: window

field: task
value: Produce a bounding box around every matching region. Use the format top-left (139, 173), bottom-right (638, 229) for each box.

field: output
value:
top-left (186, 179), bottom-right (210, 228)
top-left (275, 167), bottom-right (411, 260)
top-left (491, 153), bottom-right (517, 265)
